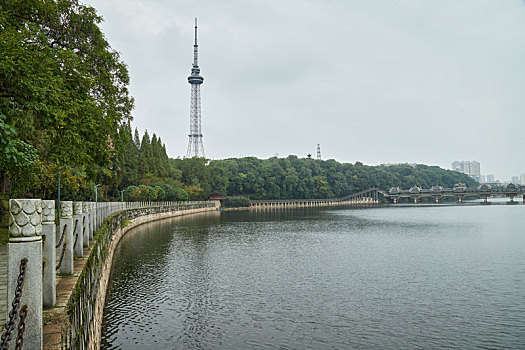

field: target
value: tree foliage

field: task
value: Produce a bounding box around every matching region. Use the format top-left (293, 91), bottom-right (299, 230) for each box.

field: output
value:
top-left (167, 156), bottom-right (478, 200)
top-left (0, 0), bottom-right (133, 195)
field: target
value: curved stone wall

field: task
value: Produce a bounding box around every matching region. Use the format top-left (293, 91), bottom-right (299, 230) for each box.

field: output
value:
top-left (56, 203), bottom-right (218, 349)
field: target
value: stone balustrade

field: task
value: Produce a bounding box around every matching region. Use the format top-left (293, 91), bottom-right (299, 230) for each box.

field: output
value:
top-left (3, 199), bottom-right (214, 349)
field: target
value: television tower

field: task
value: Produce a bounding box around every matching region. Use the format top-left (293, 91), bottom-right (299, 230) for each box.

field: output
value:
top-left (317, 144), bottom-right (321, 160)
top-left (186, 18), bottom-right (205, 158)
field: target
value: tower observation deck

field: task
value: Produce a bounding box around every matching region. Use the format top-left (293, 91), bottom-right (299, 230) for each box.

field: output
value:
top-left (186, 18), bottom-right (205, 157)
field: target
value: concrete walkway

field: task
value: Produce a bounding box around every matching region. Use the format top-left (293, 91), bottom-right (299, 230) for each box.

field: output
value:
top-left (0, 244), bottom-right (7, 326)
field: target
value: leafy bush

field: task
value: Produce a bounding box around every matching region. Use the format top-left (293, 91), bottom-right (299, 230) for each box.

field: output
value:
top-left (221, 196), bottom-right (251, 208)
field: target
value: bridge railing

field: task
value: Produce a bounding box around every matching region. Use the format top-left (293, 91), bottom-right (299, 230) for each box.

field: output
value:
top-left (251, 188), bottom-right (380, 206)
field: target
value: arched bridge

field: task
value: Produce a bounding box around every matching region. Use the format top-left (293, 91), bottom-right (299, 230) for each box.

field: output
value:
top-left (249, 183), bottom-right (525, 208)
top-left (387, 183), bottom-right (525, 204)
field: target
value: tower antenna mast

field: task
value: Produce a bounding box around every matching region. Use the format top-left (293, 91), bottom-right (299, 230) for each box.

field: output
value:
top-left (186, 17), bottom-right (205, 158)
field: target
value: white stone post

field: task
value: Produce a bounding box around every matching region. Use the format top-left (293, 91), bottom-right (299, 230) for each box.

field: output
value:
top-left (82, 202), bottom-right (90, 247)
top-left (7, 199), bottom-right (43, 349)
top-left (94, 202), bottom-right (98, 230)
top-left (42, 200), bottom-right (56, 308)
top-left (73, 202), bottom-right (83, 258)
top-left (59, 201), bottom-right (74, 275)
top-left (95, 202), bottom-right (99, 230)
top-left (94, 202), bottom-right (98, 231)
top-left (90, 202), bottom-right (95, 239)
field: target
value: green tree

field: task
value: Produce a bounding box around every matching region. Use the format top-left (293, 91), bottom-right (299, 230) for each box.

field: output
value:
top-left (0, 0), bottom-right (134, 197)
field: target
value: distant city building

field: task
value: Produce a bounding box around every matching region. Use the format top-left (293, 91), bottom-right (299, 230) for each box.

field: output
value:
top-left (486, 174), bottom-right (495, 183)
top-left (451, 160), bottom-right (481, 180)
top-left (511, 176), bottom-right (519, 184)
top-left (521, 173), bottom-right (525, 185)
top-left (480, 175), bottom-right (486, 183)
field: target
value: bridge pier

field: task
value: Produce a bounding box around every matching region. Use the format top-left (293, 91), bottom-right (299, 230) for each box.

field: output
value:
top-left (510, 196), bottom-right (514, 203)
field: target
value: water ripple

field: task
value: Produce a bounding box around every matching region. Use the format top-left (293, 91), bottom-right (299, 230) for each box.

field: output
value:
top-left (101, 207), bottom-right (525, 349)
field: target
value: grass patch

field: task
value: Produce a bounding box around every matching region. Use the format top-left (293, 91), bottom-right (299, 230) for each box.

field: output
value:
top-left (121, 218), bottom-right (130, 228)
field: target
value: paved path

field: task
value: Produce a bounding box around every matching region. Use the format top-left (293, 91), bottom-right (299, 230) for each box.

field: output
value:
top-left (0, 244), bottom-right (7, 325)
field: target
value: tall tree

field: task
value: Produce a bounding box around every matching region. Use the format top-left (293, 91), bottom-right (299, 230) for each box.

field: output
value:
top-left (0, 0), bottom-right (133, 195)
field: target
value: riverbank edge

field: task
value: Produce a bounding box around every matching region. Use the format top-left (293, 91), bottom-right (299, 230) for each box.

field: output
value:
top-left (42, 203), bottom-right (218, 350)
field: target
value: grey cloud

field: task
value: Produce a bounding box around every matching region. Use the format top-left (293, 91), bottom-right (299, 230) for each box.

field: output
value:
top-left (85, 0), bottom-right (525, 181)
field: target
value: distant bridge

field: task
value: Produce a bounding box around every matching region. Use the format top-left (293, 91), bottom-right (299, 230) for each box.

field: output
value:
top-left (386, 183), bottom-right (525, 204)
top-left (249, 183), bottom-right (525, 208)
top-left (250, 188), bottom-right (380, 208)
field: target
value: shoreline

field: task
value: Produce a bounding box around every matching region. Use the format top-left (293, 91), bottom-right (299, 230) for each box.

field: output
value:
top-left (43, 204), bottom-right (218, 350)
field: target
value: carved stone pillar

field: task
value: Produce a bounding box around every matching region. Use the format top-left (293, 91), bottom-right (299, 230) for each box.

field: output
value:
top-left (90, 202), bottom-right (95, 239)
top-left (73, 201), bottom-right (83, 258)
top-left (82, 202), bottom-right (90, 247)
top-left (8, 199), bottom-right (43, 349)
top-left (42, 200), bottom-right (56, 308)
top-left (59, 201), bottom-right (74, 275)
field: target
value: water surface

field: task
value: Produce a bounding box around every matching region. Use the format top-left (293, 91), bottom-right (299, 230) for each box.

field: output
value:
top-left (101, 202), bottom-right (525, 349)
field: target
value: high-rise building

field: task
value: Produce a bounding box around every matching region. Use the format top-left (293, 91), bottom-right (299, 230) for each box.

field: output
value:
top-left (521, 173), bottom-right (525, 185)
top-left (470, 161), bottom-right (480, 178)
top-left (186, 18), bottom-right (205, 158)
top-left (451, 160), bottom-right (480, 179)
top-left (511, 176), bottom-right (519, 184)
top-left (487, 174), bottom-right (495, 183)
top-left (480, 175), bottom-right (486, 183)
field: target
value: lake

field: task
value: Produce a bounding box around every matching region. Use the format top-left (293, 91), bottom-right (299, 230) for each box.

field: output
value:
top-left (101, 201), bottom-right (525, 349)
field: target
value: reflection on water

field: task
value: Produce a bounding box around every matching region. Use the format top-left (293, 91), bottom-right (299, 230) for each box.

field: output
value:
top-left (101, 204), bottom-right (525, 349)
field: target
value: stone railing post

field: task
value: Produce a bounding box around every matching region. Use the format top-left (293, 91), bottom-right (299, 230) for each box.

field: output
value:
top-left (59, 201), bottom-right (74, 275)
top-left (94, 202), bottom-right (98, 231)
top-left (73, 202), bottom-right (83, 258)
top-left (94, 202), bottom-right (98, 230)
top-left (98, 202), bottom-right (102, 228)
top-left (82, 202), bottom-right (90, 247)
top-left (8, 199), bottom-right (43, 348)
top-left (90, 202), bottom-right (95, 239)
top-left (95, 202), bottom-right (99, 230)
top-left (87, 202), bottom-right (92, 237)
top-left (42, 200), bottom-right (56, 308)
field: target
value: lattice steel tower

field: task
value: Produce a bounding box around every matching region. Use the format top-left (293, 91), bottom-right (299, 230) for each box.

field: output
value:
top-left (186, 18), bottom-right (205, 158)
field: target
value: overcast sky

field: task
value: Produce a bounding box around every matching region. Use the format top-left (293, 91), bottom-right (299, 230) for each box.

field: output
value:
top-left (83, 0), bottom-right (525, 181)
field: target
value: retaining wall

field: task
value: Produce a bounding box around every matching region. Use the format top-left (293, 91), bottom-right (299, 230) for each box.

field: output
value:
top-left (60, 203), bottom-right (217, 349)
